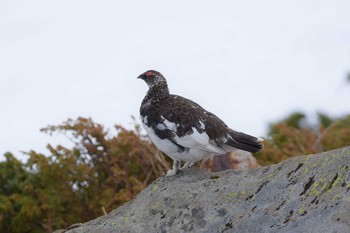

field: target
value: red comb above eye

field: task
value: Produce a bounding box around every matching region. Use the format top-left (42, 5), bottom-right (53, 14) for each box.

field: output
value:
top-left (145, 71), bottom-right (153, 76)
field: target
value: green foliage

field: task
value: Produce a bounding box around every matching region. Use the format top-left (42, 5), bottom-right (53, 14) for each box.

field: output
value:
top-left (282, 112), bottom-right (306, 129)
top-left (0, 153), bottom-right (29, 233)
top-left (317, 112), bottom-right (333, 128)
top-left (0, 117), bottom-right (169, 233)
top-left (255, 113), bottom-right (350, 165)
top-left (320, 115), bottom-right (350, 151)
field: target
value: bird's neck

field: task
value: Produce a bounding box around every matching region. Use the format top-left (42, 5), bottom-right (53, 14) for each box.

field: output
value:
top-left (143, 81), bottom-right (170, 105)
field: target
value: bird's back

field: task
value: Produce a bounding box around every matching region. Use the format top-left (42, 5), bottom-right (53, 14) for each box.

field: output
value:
top-left (140, 94), bottom-right (229, 141)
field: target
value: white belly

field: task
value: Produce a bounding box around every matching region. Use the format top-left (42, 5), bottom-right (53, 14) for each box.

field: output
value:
top-left (142, 122), bottom-right (228, 162)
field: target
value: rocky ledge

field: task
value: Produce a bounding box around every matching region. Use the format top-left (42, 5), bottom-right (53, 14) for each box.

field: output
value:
top-left (63, 146), bottom-right (350, 233)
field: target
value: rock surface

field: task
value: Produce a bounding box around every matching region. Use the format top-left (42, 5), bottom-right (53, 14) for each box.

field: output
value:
top-left (64, 147), bottom-right (350, 233)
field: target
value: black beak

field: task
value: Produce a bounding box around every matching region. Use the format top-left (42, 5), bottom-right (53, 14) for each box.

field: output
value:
top-left (137, 73), bottom-right (145, 80)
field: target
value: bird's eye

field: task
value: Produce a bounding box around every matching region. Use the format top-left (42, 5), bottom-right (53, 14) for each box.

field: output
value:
top-left (145, 71), bottom-right (153, 77)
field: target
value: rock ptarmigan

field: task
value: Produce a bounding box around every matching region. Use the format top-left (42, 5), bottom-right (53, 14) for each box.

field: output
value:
top-left (138, 70), bottom-right (263, 176)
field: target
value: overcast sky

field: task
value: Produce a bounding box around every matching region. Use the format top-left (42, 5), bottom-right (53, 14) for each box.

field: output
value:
top-left (1, 0), bottom-right (350, 161)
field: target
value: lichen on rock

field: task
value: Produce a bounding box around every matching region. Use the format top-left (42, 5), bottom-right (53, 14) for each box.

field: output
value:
top-left (62, 146), bottom-right (350, 233)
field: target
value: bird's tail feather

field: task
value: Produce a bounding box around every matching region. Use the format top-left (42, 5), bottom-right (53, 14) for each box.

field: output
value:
top-left (226, 129), bottom-right (263, 153)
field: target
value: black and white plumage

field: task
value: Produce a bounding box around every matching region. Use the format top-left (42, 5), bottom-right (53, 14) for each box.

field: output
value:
top-left (138, 70), bottom-right (263, 176)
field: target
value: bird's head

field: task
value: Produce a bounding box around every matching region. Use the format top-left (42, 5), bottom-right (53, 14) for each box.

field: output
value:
top-left (137, 70), bottom-right (166, 88)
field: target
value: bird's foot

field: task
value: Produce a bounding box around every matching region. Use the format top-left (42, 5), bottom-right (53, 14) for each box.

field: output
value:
top-left (166, 169), bottom-right (178, 177)
top-left (165, 160), bottom-right (181, 177)
top-left (181, 161), bottom-right (194, 170)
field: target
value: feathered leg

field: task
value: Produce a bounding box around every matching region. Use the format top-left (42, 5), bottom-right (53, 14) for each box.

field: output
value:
top-left (166, 160), bottom-right (181, 177)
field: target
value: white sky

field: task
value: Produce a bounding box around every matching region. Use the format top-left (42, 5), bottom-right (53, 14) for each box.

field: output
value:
top-left (1, 0), bottom-right (350, 161)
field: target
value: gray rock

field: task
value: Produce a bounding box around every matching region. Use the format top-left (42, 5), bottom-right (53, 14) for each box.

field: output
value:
top-left (65, 146), bottom-right (350, 233)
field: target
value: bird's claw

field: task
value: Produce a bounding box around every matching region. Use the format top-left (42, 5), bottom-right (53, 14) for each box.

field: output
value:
top-left (181, 161), bottom-right (194, 170)
top-left (166, 169), bottom-right (178, 177)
